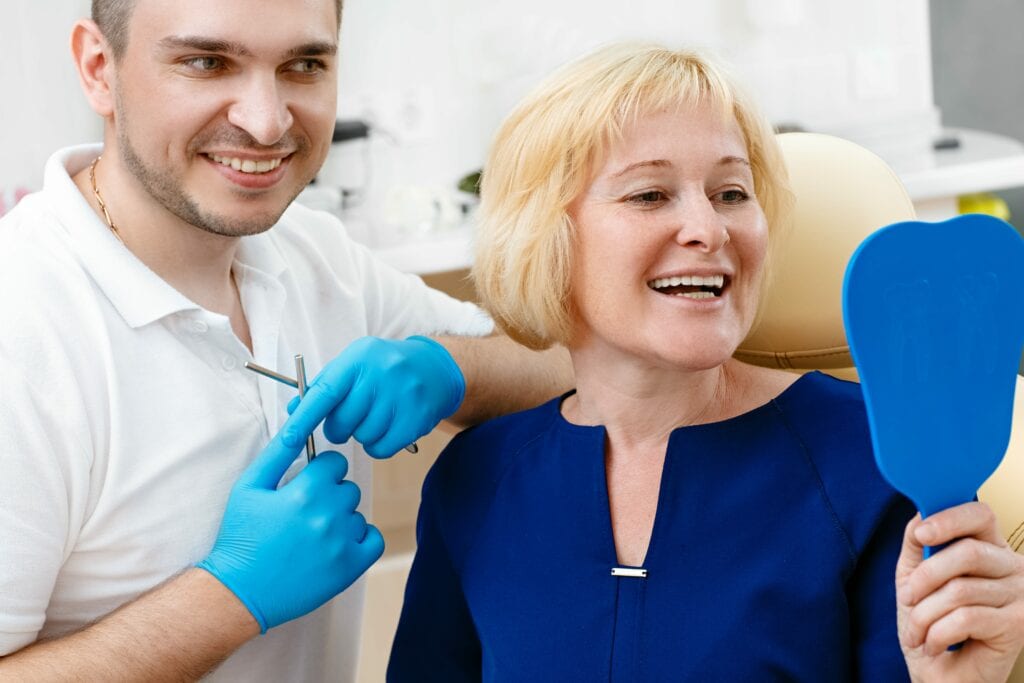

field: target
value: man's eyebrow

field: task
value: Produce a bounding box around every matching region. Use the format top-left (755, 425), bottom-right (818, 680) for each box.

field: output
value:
top-left (156, 37), bottom-right (338, 60)
top-left (283, 41), bottom-right (338, 60)
top-left (157, 36), bottom-right (252, 56)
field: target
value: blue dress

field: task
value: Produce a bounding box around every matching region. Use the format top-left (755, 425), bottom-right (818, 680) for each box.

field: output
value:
top-left (388, 372), bottom-right (915, 682)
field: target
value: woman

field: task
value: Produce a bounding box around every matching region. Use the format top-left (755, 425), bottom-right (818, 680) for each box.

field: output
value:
top-left (388, 44), bottom-right (1024, 681)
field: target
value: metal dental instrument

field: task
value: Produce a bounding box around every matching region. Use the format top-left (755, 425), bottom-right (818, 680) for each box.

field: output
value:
top-left (244, 361), bottom-right (298, 388)
top-left (244, 360), bottom-right (419, 455)
top-left (294, 354), bottom-right (317, 462)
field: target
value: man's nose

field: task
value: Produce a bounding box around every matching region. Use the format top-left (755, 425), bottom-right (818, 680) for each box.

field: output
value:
top-left (226, 74), bottom-right (294, 146)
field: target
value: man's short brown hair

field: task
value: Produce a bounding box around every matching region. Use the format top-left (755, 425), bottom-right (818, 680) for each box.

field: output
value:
top-left (92, 0), bottom-right (344, 59)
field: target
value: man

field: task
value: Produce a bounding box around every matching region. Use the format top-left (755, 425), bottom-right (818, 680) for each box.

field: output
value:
top-left (0, 0), bottom-right (570, 680)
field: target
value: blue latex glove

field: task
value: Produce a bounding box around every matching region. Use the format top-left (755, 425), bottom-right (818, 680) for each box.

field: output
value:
top-left (196, 424), bottom-right (384, 633)
top-left (285, 336), bottom-right (465, 458)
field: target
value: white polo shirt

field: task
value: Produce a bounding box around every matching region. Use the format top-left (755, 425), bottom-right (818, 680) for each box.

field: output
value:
top-left (0, 145), bottom-right (492, 681)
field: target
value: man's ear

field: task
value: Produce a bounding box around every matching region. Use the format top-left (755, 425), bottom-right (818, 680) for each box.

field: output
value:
top-left (70, 19), bottom-right (116, 118)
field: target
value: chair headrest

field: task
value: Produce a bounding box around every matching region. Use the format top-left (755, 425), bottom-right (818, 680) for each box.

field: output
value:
top-left (735, 133), bottom-right (916, 370)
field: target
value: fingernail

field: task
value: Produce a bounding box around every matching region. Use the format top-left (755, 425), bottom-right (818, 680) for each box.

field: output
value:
top-left (916, 523), bottom-right (936, 544)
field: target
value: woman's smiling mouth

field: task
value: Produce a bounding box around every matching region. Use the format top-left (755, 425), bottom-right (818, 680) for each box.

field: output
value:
top-left (647, 273), bottom-right (729, 299)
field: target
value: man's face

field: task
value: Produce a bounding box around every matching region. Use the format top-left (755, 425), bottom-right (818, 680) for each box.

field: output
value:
top-left (109, 0), bottom-right (338, 237)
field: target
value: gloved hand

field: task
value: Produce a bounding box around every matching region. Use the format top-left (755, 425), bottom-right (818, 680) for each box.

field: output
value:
top-left (196, 423), bottom-right (384, 633)
top-left (285, 336), bottom-right (465, 458)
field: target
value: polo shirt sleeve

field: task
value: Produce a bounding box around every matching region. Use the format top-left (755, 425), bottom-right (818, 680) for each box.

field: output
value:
top-left (284, 205), bottom-right (493, 339)
top-left (343, 234), bottom-right (493, 340)
top-left (0, 363), bottom-right (83, 655)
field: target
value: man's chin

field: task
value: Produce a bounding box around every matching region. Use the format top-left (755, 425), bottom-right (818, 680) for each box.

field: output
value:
top-left (183, 210), bottom-right (286, 238)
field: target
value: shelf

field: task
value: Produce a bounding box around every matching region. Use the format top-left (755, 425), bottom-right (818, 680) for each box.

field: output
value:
top-left (898, 128), bottom-right (1024, 201)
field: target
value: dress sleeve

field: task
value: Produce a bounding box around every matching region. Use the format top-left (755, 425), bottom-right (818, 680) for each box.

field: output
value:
top-left (387, 469), bottom-right (482, 682)
top-left (847, 493), bottom-right (916, 681)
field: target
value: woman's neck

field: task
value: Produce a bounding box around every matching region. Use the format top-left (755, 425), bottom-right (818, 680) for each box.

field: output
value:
top-left (562, 351), bottom-right (793, 452)
top-left (567, 356), bottom-right (722, 440)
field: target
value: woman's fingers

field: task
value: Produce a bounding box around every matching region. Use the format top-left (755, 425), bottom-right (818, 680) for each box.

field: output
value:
top-left (902, 576), bottom-right (1014, 648)
top-left (897, 501), bottom-right (1024, 665)
top-left (902, 537), bottom-right (1019, 607)
top-left (915, 502), bottom-right (1006, 549)
top-left (898, 503), bottom-right (1016, 608)
top-left (920, 605), bottom-right (1013, 656)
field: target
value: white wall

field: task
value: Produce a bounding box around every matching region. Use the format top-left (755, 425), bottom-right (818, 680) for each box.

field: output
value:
top-left (1, 0), bottom-right (98, 192)
top-left (328, 0), bottom-right (937, 246)
top-left (2, 1), bottom-right (936, 232)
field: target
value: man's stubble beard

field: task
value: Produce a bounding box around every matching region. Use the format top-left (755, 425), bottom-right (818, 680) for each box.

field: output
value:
top-left (114, 96), bottom-right (315, 238)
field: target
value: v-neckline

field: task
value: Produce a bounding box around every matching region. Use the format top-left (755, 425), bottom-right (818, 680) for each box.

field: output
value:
top-left (600, 439), bottom-right (672, 570)
top-left (549, 372), bottom-right (824, 573)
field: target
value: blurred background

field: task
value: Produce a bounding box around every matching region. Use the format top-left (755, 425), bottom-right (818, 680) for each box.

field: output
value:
top-left (5, 1), bottom-right (1024, 239)
top-left (4, 2), bottom-right (1024, 680)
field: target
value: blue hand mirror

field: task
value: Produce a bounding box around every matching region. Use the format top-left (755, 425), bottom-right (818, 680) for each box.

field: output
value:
top-left (843, 214), bottom-right (1024, 535)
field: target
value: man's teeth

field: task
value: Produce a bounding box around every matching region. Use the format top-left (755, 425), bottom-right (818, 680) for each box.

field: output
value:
top-left (649, 275), bottom-right (725, 289)
top-left (209, 154), bottom-right (283, 174)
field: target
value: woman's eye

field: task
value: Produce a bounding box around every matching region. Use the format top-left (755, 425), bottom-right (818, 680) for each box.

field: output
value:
top-left (718, 189), bottom-right (749, 204)
top-left (627, 190), bottom-right (667, 206)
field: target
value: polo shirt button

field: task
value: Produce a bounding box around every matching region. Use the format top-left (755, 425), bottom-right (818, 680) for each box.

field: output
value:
top-left (191, 320), bottom-right (209, 334)
top-left (221, 355), bottom-right (238, 371)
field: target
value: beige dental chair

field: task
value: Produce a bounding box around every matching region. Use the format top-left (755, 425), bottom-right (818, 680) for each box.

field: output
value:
top-left (736, 132), bottom-right (1024, 677)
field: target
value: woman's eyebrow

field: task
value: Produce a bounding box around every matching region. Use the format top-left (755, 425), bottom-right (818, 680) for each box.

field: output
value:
top-left (611, 155), bottom-right (751, 179)
top-left (610, 159), bottom-right (672, 179)
top-left (719, 155), bottom-right (751, 167)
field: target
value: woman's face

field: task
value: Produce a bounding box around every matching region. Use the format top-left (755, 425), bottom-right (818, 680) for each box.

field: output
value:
top-left (567, 104), bottom-right (768, 371)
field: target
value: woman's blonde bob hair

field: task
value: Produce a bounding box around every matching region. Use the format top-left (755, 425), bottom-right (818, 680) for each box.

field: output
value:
top-left (472, 43), bottom-right (792, 350)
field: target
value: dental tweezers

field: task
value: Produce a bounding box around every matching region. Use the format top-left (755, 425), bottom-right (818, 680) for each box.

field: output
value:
top-left (245, 359), bottom-right (419, 457)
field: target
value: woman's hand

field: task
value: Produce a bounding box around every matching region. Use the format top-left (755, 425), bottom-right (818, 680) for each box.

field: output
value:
top-left (897, 502), bottom-right (1024, 682)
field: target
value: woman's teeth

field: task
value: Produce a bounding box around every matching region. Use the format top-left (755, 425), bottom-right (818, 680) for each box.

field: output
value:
top-left (647, 274), bottom-right (726, 299)
top-left (649, 274), bottom-right (725, 289)
top-left (208, 154), bottom-right (283, 174)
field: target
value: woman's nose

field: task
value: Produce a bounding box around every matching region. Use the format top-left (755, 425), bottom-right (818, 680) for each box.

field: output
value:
top-left (671, 196), bottom-right (730, 252)
top-left (226, 74), bottom-right (295, 146)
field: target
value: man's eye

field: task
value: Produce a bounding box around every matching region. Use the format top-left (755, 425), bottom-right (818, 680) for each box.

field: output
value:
top-left (182, 56), bottom-right (224, 72)
top-left (627, 190), bottom-right (667, 206)
top-left (288, 59), bottom-right (327, 75)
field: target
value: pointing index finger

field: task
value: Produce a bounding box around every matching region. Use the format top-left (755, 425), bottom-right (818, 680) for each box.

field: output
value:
top-left (280, 362), bottom-right (358, 448)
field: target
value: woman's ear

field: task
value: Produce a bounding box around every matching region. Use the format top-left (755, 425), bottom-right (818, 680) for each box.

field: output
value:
top-left (70, 19), bottom-right (116, 118)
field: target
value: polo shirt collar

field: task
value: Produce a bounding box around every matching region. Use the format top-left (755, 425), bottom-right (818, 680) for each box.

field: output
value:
top-left (47, 144), bottom-right (288, 329)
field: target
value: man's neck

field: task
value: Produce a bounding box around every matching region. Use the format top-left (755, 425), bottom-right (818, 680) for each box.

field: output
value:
top-left (71, 151), bottom-right (254, 353)
top-left (71, 152), bottom-right (241, 317)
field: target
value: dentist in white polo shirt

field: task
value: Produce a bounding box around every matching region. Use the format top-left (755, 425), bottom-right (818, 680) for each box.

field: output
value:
top-left (0, 0), bottom-right (571, 680)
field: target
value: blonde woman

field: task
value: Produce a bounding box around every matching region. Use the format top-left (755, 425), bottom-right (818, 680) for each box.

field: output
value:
top-left (388, 44), bottom-right (1024, 681)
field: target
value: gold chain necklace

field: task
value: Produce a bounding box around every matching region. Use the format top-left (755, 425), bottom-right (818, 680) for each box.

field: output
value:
top-left (88, 156), bottom-right (126, 245)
